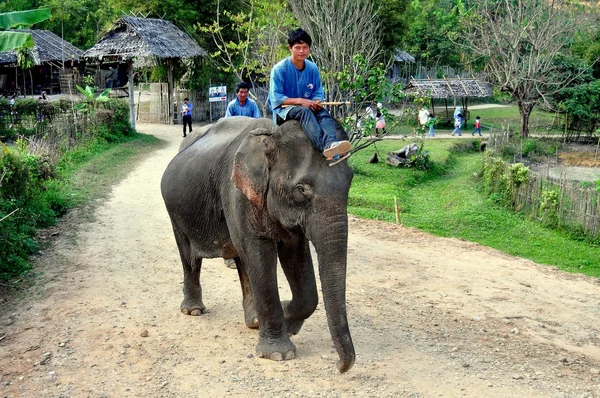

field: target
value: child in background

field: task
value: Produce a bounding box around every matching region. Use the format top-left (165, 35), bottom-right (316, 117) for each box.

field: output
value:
top-left (375, 102), bottom-right (386, 137)
top-left (451, 113), bottom-right (463, 136)
top-left (472, 116), bottom-right (482, 136)
top-left (427, 113), bottom-right (436, 137)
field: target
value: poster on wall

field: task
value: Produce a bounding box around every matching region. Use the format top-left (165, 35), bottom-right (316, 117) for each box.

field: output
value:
top-left (209, 85), bottom-right (227, 102)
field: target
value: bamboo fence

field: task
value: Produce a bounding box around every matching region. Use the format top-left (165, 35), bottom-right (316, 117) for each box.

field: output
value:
top-left (485, 156), bottom-right (600, 239)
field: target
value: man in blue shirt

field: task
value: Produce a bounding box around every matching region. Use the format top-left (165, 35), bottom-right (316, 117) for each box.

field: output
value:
top-left (181, 97), bottom-right (193, 137)
top-left (225, 82), bottom-right (262, 118)
top-left (269, 28), bottom-right (351, 165)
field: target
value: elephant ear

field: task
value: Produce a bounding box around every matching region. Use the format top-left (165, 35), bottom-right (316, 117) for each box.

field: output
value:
top-left (231, 127), bottom-right (274, 209)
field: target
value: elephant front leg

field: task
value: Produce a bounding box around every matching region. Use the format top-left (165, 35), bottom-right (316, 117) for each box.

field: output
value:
top-left (278, 236), bottom-right (318, 336)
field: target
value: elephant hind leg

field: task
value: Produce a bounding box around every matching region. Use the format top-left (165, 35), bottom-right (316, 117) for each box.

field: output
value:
top-left (235, 257), bottom-right (258, 328)
top-left (171, 220), bottom-right (206, 316)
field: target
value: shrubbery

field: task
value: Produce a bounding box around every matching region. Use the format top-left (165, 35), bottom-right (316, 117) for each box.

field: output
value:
top-left (0, 98), bottom-right (133, 280)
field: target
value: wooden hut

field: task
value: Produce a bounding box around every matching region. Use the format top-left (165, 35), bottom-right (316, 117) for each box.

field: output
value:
top-left (0, 29), bottom-right (83, 96)
top-left (388, 49), bottom-right (415, 84)
top-left (403, 77), bottom-right (492, 126)
top-left (82, 16), bottom-right (206, 129)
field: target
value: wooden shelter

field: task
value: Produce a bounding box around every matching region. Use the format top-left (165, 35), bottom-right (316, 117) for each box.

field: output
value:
top-left (388, 49), bottom-right (415, 84)
top-left (403, 77), bottom-right (492, 126)
top-left (0, 29), bottom-right (83, 96)
top-left (82, 16), bottom-right (206, 129)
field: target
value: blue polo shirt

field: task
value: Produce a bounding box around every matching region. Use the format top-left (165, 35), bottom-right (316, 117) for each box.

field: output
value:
top-left (269, 57), bottom-right (324, 124)
top-left (225, 97), bottom-right (262, 118)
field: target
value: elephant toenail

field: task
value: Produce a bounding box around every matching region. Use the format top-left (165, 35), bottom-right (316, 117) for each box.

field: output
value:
top-left (181, 308), bottom-right (190, 315)
top-left (252, 317), bottom-right (258, 326)
top-left (256, 351), bottom-right (264, 358)
top-left (270, 352), bottom-right (283, 361)
top-left (284, 350), bottom-right (295, 360)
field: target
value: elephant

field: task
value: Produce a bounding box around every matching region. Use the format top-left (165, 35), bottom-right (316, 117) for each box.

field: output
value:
top-left (160, 116), bottom-right (355, 373)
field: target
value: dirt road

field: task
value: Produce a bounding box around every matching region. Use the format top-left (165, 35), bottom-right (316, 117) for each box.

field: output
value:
top-left (1, 123), bottom-right (600, 398)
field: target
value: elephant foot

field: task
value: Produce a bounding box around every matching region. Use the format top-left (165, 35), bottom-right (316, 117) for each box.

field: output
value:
top-left (255, 336), bottom-right (296, 361)
top-left (281, 300), bottom-right (305, 336)
top-left (243, 298), bottom-right (259, 329)
top-left (180, 299), bottom-right (206, 316)
top-left (285, 318), bottom-right (305, 336)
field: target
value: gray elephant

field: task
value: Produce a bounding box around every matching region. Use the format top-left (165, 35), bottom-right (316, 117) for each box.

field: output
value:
top-left (160, 116), bottom-right (355, 373)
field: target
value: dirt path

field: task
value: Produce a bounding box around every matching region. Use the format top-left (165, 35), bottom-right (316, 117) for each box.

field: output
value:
top-left (1, 123), bottom-right (600, 398)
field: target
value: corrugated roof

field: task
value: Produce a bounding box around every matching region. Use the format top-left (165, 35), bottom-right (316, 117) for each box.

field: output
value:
top-left (403, 77), bottom-right (492, 98)
top-left (393, 49), bottom-right (415, 63)
top-left (82, 16), bottom-right (206, 63)
top-left (0, 29), bottom-right (83, 66)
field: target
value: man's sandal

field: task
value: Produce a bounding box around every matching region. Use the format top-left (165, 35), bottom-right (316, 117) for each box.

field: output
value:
top-left (323, 140), bottom-right (351, 159)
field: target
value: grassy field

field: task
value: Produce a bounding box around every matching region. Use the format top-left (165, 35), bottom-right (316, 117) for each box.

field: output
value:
top-left (347, 137), bottom-right (600, 278)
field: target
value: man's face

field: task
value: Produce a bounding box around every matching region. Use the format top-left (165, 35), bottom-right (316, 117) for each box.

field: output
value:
top-left (237, 88), bottom-right (249, 103)
top-left (289, 42), bottom-right (310, 62)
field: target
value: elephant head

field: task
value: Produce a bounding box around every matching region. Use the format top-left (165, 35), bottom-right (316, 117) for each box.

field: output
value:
top-left (231, 119), bottom-right (355, 373)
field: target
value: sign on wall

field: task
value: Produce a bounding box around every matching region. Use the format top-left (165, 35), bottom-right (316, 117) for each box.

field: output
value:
top-left (209, 85), bottom-right (227, 102)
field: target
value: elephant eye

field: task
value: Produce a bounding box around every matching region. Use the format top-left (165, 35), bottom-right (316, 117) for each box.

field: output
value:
top-left (292, 183), bottom-right (312, 205)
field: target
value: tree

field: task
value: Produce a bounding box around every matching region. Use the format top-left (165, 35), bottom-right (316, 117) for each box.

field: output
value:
top-left (0, 8), bottom-right (51, 51)
top-left (459, 0), bottom-right (595, 137)
top-left (398, 0), bottom-right (465, 70)
top-left (198, 0), bottom-right (297, 114)
top-left (288, 0), bottom-right (383, 101)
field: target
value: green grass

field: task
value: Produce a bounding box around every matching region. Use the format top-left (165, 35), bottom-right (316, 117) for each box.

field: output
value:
top-left (347, 138), bottom-right (600, 278)
top-left (47, 133), bottom-right (165, 212)
top-left (385, 104), bottom-right (563, 136)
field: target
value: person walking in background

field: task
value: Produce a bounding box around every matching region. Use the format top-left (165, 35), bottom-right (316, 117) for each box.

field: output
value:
top-left (181, 97), bottom-right (193, 137)
top-left (418, 106), bottom-right (430, 132)
top-left (225, 82), bottom-right (262, 118)
top-left (472, 115), bottom-right (482, 136)
top-left (269, 28), bottom-right (351, 166)
top-left (427, 113), bottom-right (436, 137)
top-left (375, 102), bottom-right (386, 137)
top-left (451, 113), bottom-right (463, 136)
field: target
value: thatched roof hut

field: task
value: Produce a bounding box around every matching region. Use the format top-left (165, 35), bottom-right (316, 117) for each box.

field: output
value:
top-left (82, 16), bottom-right (206, 64)
top-left (0, 29), bottom-right (83, 66)
top-left (0, 29), bottom-right (83, 95)
top-left (403, 77), bottom-right (493, 126)
top-left (389, 49), bottom-right (415, 84)
top-left (403, 77), bottom-right (492, 99)
top-left (82, 16), bottom-right (207, 128)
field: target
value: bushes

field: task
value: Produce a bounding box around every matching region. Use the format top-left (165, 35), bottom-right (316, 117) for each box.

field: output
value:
top-left (0, 98), bottom-right (133, 280)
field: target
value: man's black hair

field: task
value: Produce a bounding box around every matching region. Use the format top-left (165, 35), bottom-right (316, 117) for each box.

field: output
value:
top-left (288, 28), bottom-right (312, 47)
top-left (184, 97), bottom-right (189, 101)
top-left (236, 82), bottom-right (250, 93)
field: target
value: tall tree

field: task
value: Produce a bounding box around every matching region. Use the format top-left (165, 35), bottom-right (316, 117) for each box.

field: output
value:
top-left (459, 0), bottom-right (595, 137)
top-left (288, 0), bottom-right (383, 101)
top-left (199, 0), bottom-right (297, 113)
top-left (399, 0), bottom-right (465, 69)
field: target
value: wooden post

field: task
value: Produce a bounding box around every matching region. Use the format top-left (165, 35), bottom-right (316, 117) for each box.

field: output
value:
top-left (394, 195), bottom-right (400, 225)
top-left (128, 59), bottom-right (135, 130)
top-left (168, 59), bottom-right (174, 125)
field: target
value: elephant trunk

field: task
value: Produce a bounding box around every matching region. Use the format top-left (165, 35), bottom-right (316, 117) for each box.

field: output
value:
top-left (310, 213), bottom-right (355, 373)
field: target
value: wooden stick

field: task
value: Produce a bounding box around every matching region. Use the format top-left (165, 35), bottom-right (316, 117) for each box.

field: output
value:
top-left (394, 196), bottom-right (400, 225)
top-left (0, 207), bottom-right (19, 223)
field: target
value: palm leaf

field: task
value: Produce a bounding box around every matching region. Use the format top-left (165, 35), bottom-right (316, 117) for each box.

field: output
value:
top-left (0, 9), bottom-right (51, 30)
top-left (0, 31), bottom-right (33, 52)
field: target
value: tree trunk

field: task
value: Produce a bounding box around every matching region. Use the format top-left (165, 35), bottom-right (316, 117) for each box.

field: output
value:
top-left (29, 69), bottom-right (33, 98)
top-left (517, 101), bottom-right (535, 138)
